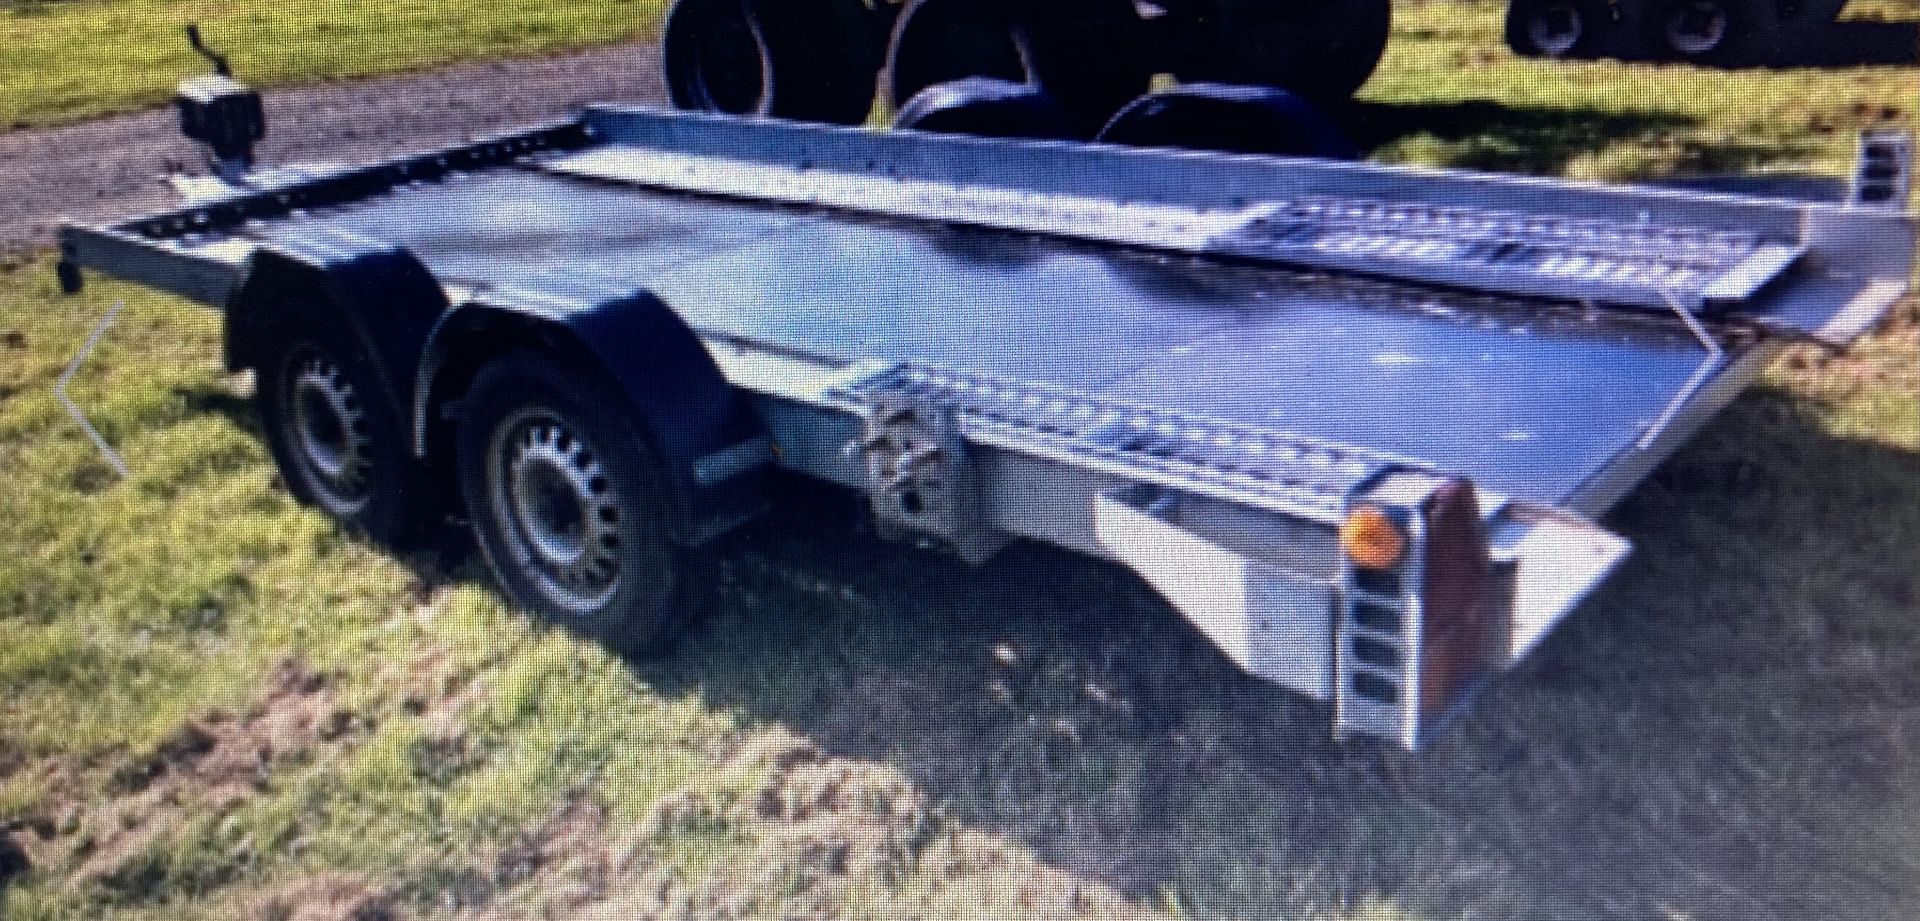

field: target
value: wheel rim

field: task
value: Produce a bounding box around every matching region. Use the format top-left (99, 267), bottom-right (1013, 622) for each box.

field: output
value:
top-left (1526, 4), bottom-right (1585, 56)
top-left (688, 0), bottom-right (768, 113)
top-left (489, 409), bottom-right (623, 614)
top-left (1665, 1), bottom-right (1730, 56)
top-left (283, 349), bottom-right (373, 515)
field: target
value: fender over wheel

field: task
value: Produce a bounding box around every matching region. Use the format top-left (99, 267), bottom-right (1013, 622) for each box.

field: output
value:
top-left (456, 350), bottom-right (710, 656)
top-left (664, 0), bottom-right (886, 124)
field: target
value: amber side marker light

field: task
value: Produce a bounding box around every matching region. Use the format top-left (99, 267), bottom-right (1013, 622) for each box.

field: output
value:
top-left (1341, 505), bottom-right (1407, 570)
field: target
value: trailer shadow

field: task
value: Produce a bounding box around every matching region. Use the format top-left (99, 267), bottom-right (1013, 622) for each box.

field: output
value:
top-left (166, 288), bottom-right (1912, 921)
top-left (1738, 19), bottom-right (1919, 68)
top-left (624, 382), bottom-right (1920, 921)
top-left (1341, 98), bottom-right (1699, 174)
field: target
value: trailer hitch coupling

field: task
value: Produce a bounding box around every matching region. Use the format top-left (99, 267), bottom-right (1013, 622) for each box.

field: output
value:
top-left (177, 24), bottom-right (265, 182)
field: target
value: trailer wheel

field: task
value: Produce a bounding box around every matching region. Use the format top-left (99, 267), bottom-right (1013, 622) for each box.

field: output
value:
top-left (1644, 0), bottom-right (1770, 64)
top-left (256, 317), bottom-right (427, 545)
top-left (456, 351), bottom-right (700, 656)
top-left (1505, 0), bottom-right (1609, 58)
top-left (885, 0), bottom-right (1149, 135)
top-left (664, 0), bottom-right (884, 124)
top-left (1174, 0), bottom-right (1391, 102)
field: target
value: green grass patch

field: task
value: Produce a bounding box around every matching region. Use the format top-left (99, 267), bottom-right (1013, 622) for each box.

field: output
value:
top-left (1364, 0), bottom-right (1919, 180)
top-left (0, 0), bottom-right (665, 130)
top-left (0, 264), bottom-right (751, 916)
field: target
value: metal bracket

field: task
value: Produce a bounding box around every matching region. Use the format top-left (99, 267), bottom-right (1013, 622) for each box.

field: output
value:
top-left (1852, 128), bottom-right (1913, 209)
top-left (1637, 289), bottom-right (1727, 450)
top-left (57, 300), bottom-right (131, 479)
top-left (846, 393), bottom-right (1006, 563)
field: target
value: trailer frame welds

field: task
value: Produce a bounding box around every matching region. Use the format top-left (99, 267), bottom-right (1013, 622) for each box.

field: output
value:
top-left (57, 106), bottom-right (1914, 750)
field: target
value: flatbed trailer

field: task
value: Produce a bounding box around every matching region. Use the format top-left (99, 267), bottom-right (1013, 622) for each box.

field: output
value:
top-left (56, 106), bottom-right (1914, 750)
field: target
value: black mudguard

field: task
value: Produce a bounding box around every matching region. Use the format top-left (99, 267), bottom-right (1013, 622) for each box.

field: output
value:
top-left (223, 241), bottom-right (447, 429)
top-left (224, 241), bottom-right (768, 546)
top-left (416, 292), bottom-right (770, 547)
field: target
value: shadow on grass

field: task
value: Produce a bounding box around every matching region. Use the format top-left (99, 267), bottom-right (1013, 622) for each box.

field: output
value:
top-left (1341, 98), bottom-right (1693, 173)
top-left (602, 385), bottom-right (1920, 921)
top-left (1338, 98), bottom-right (1824, 181)
top-left (1730, 20), bottom-right (1919, 68)
top-left (173, 383), bottom-right (257, 435)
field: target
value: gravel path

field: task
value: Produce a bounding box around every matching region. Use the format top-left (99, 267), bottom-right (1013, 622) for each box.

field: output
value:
top-left (0, 43), bottom-right (665, 257)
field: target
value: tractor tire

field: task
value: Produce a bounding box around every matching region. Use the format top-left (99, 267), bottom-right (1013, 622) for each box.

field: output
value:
top-left (1642, 0), bottom-right (1775, 64)
top-left (893, 76), bottom-right (1080, 140)
top-left (1173, 0), bottom-right (1392, 102)
top-left (1096, 83), bottom-right (1359, 159)
top-left (664, 0), bottom-right (884, 124)
top-left (885, 0), bottom-right (1150, 136)
top-left (1505, 0), bottom-right (1614, 58)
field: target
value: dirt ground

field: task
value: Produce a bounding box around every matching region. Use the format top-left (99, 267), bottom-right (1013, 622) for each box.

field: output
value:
top-left (0, 42), bottom-right (664, 259)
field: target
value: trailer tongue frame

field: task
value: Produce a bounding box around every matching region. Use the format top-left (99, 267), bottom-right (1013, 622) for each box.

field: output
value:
top-left (57, 106), bottom-right (1913, 750)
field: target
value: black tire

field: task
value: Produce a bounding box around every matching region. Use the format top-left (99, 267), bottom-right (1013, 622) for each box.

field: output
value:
top-left (1505, 0), bottom-right (1611, 58)
top-left (664, 0), bottom-right (884, 124)
top-left (1095, 83), bottom-right (1359, 159)
top-left (1643, 0), bottom-right (1773, 64)
top-left (893, 76), bottom-right (1080, 140)
top-left (1174, 0), bottom-right (1392, 102)
top-left (455, 351), bottom-right (704, 656)
top-left (885, 0), bottom-right (1149, 136)
top-left (256, 315), bottom-right (427, 546)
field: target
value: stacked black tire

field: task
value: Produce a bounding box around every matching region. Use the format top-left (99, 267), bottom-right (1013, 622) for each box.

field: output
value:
top-left (662, 0), bottom-right (1389, 147)
top-left (1503, 0), bottom-right (1851, 65)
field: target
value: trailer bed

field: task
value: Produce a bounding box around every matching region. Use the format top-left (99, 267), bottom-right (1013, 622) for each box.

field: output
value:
top-left (137, 165), bottom-right (1767, 510)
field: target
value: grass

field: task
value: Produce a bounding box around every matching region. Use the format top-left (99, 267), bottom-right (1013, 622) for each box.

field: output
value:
top-left (3, 2), bottom-right (1920, 920)
top-left (1360, 0), bottom-right (1920, 180)
top-left (0, 0), bottom-right (665, 131)
top-left (0, 269), bottom-right (754, 918)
